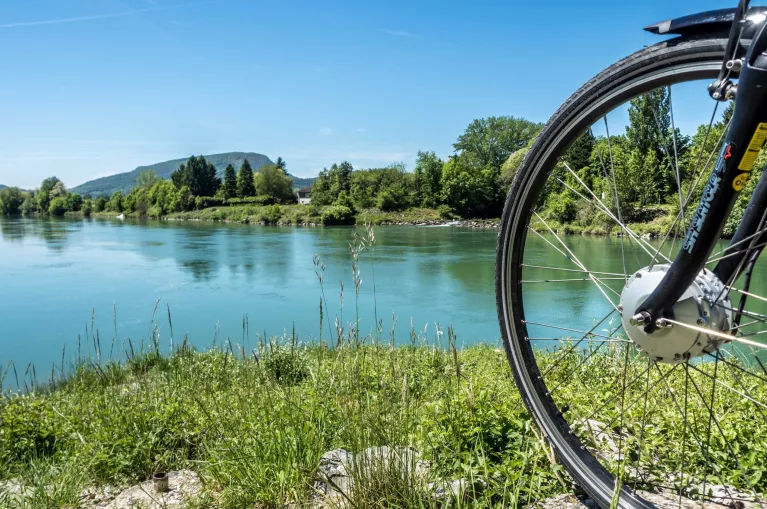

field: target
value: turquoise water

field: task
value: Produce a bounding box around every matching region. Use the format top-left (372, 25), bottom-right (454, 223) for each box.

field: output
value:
top-left (0, 218), bottom-right (499, 373)
top-left (2, 217), bottom-right (764, 376)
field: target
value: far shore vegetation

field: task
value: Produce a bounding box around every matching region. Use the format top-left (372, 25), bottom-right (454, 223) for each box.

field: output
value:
top-left (1, 95), bottom-right (760, 236)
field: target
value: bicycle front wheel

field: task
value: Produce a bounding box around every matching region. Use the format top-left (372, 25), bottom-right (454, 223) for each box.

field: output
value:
top-left (498, 33), bottom-right (767, 508)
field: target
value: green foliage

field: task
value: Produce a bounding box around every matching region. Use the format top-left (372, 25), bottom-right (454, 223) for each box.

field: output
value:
top-left (413, 151), bottom-right (444, 208)
top-left (311, 162), bottom-right (353, 206)
top-left (500, 147), bottom-right (529, 188)
top-left (236, 159), bottom-right (256, 198)
top-left (254, 164), bottom-right (294, 203)
top-left (321, 205), bottom-right (355, 225)
top-left (262, 343), bottom-right (309, 385)
top-left (169, 156), bottom-right (220, 197)
top-left (95, 197), bottom-right (107, 212)
top-left (222, 164), bottom-right (238, 199)
top-left (47, 197), bottom-right (68, 216)
top-left (440, 157), bottom-right (498, 218)
top-left (454, 116), bottom-right (543, 170)
top-left (437, 204), bottom-right (455, 219)
top-left (136, 170), bottom-right (160, 190)
top-left (106, 191), bottom-right (124, 213)
top-left (0, 187), bottom-right (24, 215)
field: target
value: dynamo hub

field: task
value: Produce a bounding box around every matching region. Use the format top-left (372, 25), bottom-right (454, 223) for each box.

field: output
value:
top-left (619, 265), bottom-right (732, 363)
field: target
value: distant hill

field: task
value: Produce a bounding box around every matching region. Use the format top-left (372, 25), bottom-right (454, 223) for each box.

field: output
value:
top-left (0, 185), bottom-right (6, 190)
top-left (72, 152), bottom-right (316, 197)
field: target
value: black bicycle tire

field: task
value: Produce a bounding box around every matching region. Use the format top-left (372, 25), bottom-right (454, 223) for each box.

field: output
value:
top-left (496, 34), bottom-right (730, 509)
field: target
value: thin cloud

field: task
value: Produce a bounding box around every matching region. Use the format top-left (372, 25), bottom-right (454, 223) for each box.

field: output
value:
top-left (355, 128), bottom-right (366, 133)
top-left (381, 29), bottom-right (420, 38)
top-left (0, 0), bottom-right (217, 29)
top-left (318, 127), bottom-right (336, 137)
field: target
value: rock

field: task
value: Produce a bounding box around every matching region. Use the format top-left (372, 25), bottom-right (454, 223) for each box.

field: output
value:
top-left (81, 470), bottom-right (202, 509)
top-left (0, 479), bottom-right (27, 504)
top-left (313, 447), bottom-right (485, 508)
top-left (429, 477), bottom-right (487, 503)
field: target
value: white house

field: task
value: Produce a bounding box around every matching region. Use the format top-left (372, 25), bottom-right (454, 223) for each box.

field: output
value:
top-left (296, 186), bottom-right (312, 205)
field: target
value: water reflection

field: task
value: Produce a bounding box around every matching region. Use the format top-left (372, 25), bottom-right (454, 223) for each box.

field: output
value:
top-left (0, 217), bottom-right (82, 252)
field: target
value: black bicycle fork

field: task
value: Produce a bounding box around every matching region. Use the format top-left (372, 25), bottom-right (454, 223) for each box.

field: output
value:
top-left (637, 8), bottom-right (767, 332)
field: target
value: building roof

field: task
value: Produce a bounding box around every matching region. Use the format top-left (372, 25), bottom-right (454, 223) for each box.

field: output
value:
top-left (298, 186), bottom-right (312, 193)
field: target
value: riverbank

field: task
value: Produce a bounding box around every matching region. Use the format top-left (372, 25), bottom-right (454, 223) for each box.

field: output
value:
top-left (89, 203), bottom-right (681, 235)
top-left (90, 205), bottom-right (501, 228)
top-left (1, 333), bottom-right (763, 508)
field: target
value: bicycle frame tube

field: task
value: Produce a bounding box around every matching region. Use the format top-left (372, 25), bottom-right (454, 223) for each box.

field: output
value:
top-left (637, 18), bottom-right (767, 333)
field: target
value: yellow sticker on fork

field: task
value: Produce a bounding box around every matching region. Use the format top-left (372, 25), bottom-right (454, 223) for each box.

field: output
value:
top-left (738, 122), bottom-right (767, 171)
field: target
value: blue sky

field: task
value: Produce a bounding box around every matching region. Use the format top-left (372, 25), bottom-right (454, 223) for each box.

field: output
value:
top-left (0, 0), bottom-right (731, 189)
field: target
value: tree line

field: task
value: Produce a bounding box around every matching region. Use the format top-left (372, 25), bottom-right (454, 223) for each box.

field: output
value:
top-left (307, 92), bottom-right (744, 230)
top-left (0, 156), bottom-right (296, 217)
top-left (309, 116), bottom-right (545, 220)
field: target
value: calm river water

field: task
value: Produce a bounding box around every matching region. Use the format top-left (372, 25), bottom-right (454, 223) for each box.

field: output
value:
top-left (1, 217), bottom-right (764, 375)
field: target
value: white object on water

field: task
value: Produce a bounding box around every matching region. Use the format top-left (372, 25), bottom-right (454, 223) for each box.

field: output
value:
top-left (116, 214), bottom-right (125, 220)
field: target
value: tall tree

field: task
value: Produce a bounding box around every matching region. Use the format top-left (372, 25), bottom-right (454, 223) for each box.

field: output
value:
top-left (454, 116), bottom-right (543, 171)
top-left (222, 164), bottom-right (238, 199)
top-left (237, 159), bottom-right (256, 197)
top-left (171, 164), bottom-right (187, 189)
top-left (0, 187), bottom-right (24, 215)
top-left (413, 151), bottom-right (443, 208)
top-left (136, 170), bottom-right (160, 189)
top-left (275, 157), bottom-right (287, 173)
top-left (254, 164), bottom-right (294, 202)
top-left (169, 156), bottom-right (220, 196)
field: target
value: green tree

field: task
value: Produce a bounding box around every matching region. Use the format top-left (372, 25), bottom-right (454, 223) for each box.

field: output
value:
top-left (237, 159), bottom-right (256, 197)
top-left (50, 180), bottom-right (67, 198)
top-left (254, 164), bottom-right (294, 203)
top-left (136, 170), bottom-right (160, 189)
top-left (500, 147), bottom-right (529, 188)
top-left (454, 116), bottom-right (543, 171)
top-left (171, 164), bottom-right (187, 189)
top-left (40, 177), bottom-right (62, 195)
top-left (48, 197), bottom-right (68, 216)
top-left (440, 156), bottom-right (497, 218)
top-left (20, 193), bottom-right (37, 215)
top-left (275, 157), bottom-right (287, 172)
top-left (222, 164), bottom-right (238, 199)
top-left (0, 187), bottom-right (24, 215)
top-left (170, 156), bottom-right (220, 196)
top-left (311, 169), bottom-right (334, 206)
top-left (95, 196), bottom-right (107, 212)
top-left (36, 190), bottom-right (51, 214)
top-left (106, 191), bottom-right (124, 212)
top-left (413, 151), bottom-right (443, 207)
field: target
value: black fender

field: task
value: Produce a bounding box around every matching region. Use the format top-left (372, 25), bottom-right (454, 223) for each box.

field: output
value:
top-left (645, 7), bottom-right (767, 38)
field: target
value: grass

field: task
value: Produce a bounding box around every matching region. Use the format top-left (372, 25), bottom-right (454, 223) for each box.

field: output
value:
top-left (2, 326), bottom-right (767, 508)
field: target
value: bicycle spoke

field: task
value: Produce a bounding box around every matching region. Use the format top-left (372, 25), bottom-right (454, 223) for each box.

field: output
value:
top-left (603, 116), bottom-right (629, 281)
top-left (521, 264), bottom-right (626, 277)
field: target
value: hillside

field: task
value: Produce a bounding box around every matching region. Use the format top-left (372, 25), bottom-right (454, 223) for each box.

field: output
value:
top-left (72, 152), bottom-right (315, 197)
top-left (0, 185), bottom-right (6, 190)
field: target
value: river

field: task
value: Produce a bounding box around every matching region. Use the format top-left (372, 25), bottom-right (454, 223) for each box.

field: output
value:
top-left (2, 217), bottom-right (765, 376)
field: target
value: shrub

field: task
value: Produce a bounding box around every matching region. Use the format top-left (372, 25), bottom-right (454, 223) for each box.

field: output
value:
top-left (227, 196), bottom-right (274, 206)
top-left (147, 204), bottom-right (163, 218)
top-left (259, 204), bottom-right (283, 224)
top-left (262, 347), bottom-right (309, 386)
top-left (437, 205), bottom-right (455, 220)
top-left (195, 196), bottom-right (226, 210)
top-left (48, 197), bottom-right (68, 216)
top-left (321, 205), bottom-right (355, 225)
